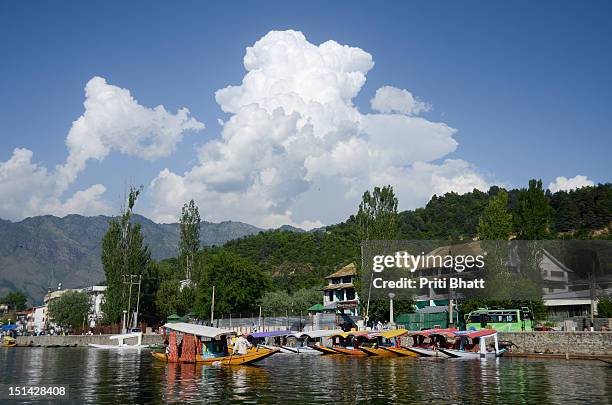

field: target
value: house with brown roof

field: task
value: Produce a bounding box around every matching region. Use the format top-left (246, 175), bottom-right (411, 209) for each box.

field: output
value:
top-left (322, 263), bottom-right (359, 316)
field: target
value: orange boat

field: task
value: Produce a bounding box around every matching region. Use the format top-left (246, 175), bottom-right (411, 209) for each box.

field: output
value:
top-left (331, 346), bottom-right (367, 356)
top-left (152, 348), bottom-right (278, 365)
top-left (152, 322), bottom-right (278, 366)
top-left (380, 346), bottom-right (419, 357)
top-left (359, 329), bottom-right (410, 357)
top-left (328, 331), bottom-right (372, 356)
top-left (309, 345), bottom-right (341, 355)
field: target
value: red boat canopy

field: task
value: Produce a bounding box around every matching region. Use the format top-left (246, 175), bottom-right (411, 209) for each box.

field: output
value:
top-left (410, 328), bottom-right (458, 338)
top-left (453, 329), bottom-right (497, 339)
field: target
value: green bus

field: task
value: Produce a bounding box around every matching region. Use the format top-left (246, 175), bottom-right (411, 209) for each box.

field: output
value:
top-left (465, 307), bottom-right (534, 332)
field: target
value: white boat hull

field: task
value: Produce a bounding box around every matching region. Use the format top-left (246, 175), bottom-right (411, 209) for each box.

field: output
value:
top-left (259, 345), bottom-right (322, 355)
top-left (404, 346), bottom-right (450, 358)
top-left (438, 348), bottom-right (506, 359)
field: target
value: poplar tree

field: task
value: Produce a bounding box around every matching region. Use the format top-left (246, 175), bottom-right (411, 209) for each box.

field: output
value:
top-left (356, 185), bottom-right (399, 241)
top-left (478, 189), bottom-right (513, 240)
top-left (101, 187), bottom-right (152, 324)
top-left (179, 199), bottom-right (201, 281)
top-left (514, 179), bottom-right (554, 239)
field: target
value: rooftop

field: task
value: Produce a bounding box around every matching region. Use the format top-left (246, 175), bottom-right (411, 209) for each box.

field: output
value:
top-left (325, 263), bottom-right (356, 279)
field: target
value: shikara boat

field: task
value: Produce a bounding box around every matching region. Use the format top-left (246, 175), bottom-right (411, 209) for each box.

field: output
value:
top-left (380, 346), bottom-right (420, 357)
top-left (359, 329), bottom-right (409, 357)
top-left (327, 331), bottom-right (373, 356)
top-left (290, 329), bottom-right (344, 355)
top-left (89, 332), bottom-right (147, 349)
top-left (402, 328), bottom-right (458, 358)
top-left (2, 335), bottom-right (16, 347)
top-left (437, 329), bottom-right (506, 359)
top-left (246, 330), bottom-right (300, 354)
top-left (151, 322), bottom-right (278, 365)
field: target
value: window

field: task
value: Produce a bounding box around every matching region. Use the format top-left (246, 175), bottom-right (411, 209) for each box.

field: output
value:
top-left (346, 289), bottom-right (355, 300)
top-left (328, 291), bottom-right (334, 302)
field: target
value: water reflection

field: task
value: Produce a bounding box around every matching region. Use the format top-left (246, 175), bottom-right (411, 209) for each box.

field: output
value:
top-left (0, 348), bottom-right (609, 404)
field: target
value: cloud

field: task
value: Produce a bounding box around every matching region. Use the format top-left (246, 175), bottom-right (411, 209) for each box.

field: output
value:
top-left (55, 76), bottom-right (204, 192)
top-left (548, 175), bottom-right (594, 193)
top-left (371, 85), bottom-right (430, 115)
top-left (0, 78), bottom-right (204, 220)
top-left (148, 30), bottom-right (489, 228)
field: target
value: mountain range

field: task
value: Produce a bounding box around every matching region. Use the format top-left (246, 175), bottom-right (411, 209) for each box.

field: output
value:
top-left (0, 214), bottom-right (280, 304)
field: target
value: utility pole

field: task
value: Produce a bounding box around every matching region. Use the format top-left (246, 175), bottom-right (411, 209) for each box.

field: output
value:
top-left (210, 285), bottom-right (215, 326)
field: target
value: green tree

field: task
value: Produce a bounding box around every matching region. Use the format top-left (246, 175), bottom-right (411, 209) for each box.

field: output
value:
top-left (478, 189), bottom-right (512, 240)
top-left (260, 290), bottom-right (292, 316)
top-left (48, 291), bottom-right (91, 330)
top-left (292, 287), bottom-right (322, 313)
top-left (367, 298), bottom-right (415, 323)
top-left (0, 290), bottom-right (27, 310)
top-left (180, 199), bottom-right (201, 281)
top-left (195, 250), bottom-right (270, 319)
top-left (356, 185), bottom-right (399, 241)
top-left (514, 179), bottom-right (554, 239)
top-left (597, 297), bottom-right (612, 318)
top-left (155, 279), bottom-right (181, 318)
top-left (101, 187), bottom-right (155, 324)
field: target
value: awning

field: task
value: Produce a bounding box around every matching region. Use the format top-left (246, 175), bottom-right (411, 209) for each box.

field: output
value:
top-left (453, 329), bottom-right (497, 339)
top-left (308, 303), bottom-right (325, 312)
top-left (163, 322), bottom-right (236, 339)
top-left (291, 329), bottom-right (344, 339)
top-left (410, 327), bottom-right (458, 338)
top-left (332, 331), bottom-right (371, 339)
top-left (1, 324), bottom-right (18, 331)
top-left (249, 330), bottom-right (293, 339)
top-left (369, 328), bottom-right (408, 339)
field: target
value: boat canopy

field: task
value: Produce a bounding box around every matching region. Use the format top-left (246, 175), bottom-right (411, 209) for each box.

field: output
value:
top-left (291, 329), bottom-right (344, 339)
top-left (163, 322), bottom-right (236, 339)
top-left (453, 329), bottom-right (497, 339)
top-left (410, 328), bottom-right (458, 338)
top-left (369, 328), bottom-right (408, 339)
top-left (249, 330), bottom-right (293, 339)
top-left (332, 330), bottom-right (371, 339)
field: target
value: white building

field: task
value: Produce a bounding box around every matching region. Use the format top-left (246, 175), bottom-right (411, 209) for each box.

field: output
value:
top-left (322, 263), bottom-right (359, 316)
top-left (43, 285), bottom-right (107, 329)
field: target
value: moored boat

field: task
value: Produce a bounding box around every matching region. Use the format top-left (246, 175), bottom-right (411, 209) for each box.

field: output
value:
top-left (379, 346), bottom-right (420, 357)
top-left (437, 329), bottom-right (506, 359)
top-left (403, 328), bottom-right (458, 358)
top-left (328, 331), bottom-right (372, 356)
top-left (88, 332), bottom-right (147, 349)
top-left (152, 322), bottom-right (279, 365)
top-left (2, 335), bottom-right (16, 347)
top-left (289, 329), bottom-right (344, 355)
top-left (359, 329), bottom-right (409, 357)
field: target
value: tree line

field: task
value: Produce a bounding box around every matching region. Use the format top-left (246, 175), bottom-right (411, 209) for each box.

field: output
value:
top-left (40, 180), bottom-right (611, 329)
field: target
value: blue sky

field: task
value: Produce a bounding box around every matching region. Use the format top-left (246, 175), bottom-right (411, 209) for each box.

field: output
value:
top-left (0, 1), bottom-right (610, 227)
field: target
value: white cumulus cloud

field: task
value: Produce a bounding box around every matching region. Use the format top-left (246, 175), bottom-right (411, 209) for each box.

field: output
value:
top-left (371, 85), bottom-right (430, 115)
top-left (55, 76), bottom-right (204, 192)
top-left (148, 30), bottom-right (489, 228)
top-left (0, 78), bottom-right (204, 220)
top-left (548, 175), bottom-right (594, 193)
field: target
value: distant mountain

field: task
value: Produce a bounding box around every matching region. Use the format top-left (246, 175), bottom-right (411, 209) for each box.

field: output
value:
top-left (0, 214), bottom-right (266, 304)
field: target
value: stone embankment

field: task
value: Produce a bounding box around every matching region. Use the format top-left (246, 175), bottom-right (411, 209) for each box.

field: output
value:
top-left (499, 331), bottom-right (612, 358)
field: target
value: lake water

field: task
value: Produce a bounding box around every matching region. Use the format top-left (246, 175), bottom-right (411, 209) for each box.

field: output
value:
top-left (1, 348), bottom-right (610, 404)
